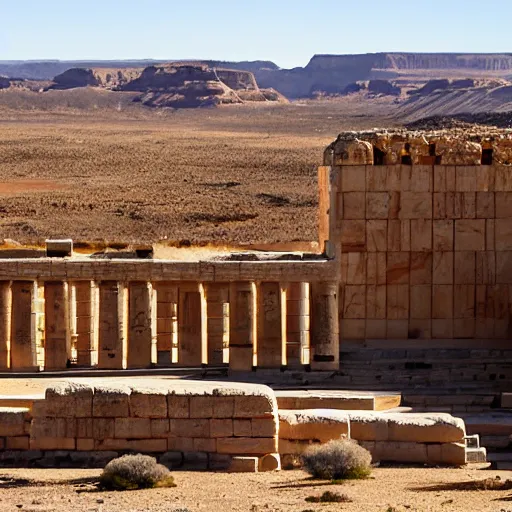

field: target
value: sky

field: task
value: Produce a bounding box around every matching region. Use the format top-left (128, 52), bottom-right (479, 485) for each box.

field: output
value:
top-left (1, 0), bottom-right (511, 68)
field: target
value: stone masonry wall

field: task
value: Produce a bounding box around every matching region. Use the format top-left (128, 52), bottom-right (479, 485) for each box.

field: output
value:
top-left (331, 163), bottom-right (512, 341)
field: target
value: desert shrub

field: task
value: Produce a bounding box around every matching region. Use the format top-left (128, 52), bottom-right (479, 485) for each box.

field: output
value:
top-left (305, 491), bottom-right (352, 503)
top-left (99, 454), bottom-right (176, 490)
top-left (301, 439), bottom-right (372, 480)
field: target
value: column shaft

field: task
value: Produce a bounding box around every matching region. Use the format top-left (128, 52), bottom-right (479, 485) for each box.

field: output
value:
top-left (44, 281), bottom-right (70, 370)
top-left (229, 282), bottom-right (255, 371)
top-left (0, 282), bottom-right (11, 369)
top-left (205, 283), bottom-right (229, 365)
top-left (10, 281), bottom-right (37, 370)
top-left (178, 283), bottom-right (206, 366)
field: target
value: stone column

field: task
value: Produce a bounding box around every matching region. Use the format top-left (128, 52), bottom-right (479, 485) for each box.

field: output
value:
top-left (310, 281), bottom-right (339, 371)
top-left (178, 283), bottom-right (206, 366)
top-left (286, 282), bottom-right (310, 367)
top-left (256, 282), bottom-right (286, 368)
top-left (127, 281), bottom-right (155, 368)
top-left (74, 281), bottom-right (97, 367)
top-left (98, 281), bottom-right (126, 369)
top-left (44, 281), bottom-right (70, 370)
top-left (229, 281), bottom-right (256, 371)
top-left (0, 282), bottom-right (11, 369)
top-left (155, 283), bottom-right (178, 365)
top-left (10, 281), bottom-right (37, 371)
top-left (205, 283), bottom-right (229, 365)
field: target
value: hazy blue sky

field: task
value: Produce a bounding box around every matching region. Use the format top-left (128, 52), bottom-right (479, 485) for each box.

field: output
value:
top-left (1, 0), bottom-right (511, 68)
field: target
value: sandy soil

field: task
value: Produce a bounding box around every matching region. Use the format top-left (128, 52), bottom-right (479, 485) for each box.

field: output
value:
top-left (0, 466), bottom-right (510, 512)
top-left (0, 99), bottom-right (397, 245)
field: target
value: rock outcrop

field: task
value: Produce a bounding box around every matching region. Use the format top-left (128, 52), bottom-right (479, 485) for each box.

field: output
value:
top-left (0, 76), bottom-right (10, 89)
top-left (48, 68), bottom-right (143, 90)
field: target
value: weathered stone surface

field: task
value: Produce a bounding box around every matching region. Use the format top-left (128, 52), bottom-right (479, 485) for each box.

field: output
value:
top-left (387, 413), bottom-right (466, 443)
top-left (216, 437), bottom-right (278, 454)
top-left (114, 418), bottom-right (151, 439)
top-left (228, 456), bottom-right (259, 473)
top-left (130, 389), bottom-right (167, 418)
top-left (43, 382), bottom-right (93, 418)
top-left (0, 408), bottom-right (30, 436)
top-left (259, 453), bottom-right (281, 471)
top-left (348, 412), bottom-right (389, 441)
top-left (279, 409), bottom-right (349, 442)
top-left (92, 385), bottom-right (131, 417)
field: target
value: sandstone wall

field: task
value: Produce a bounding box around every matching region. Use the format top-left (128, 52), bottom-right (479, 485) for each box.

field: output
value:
top-left (329, 161), bottom-right (512, 341)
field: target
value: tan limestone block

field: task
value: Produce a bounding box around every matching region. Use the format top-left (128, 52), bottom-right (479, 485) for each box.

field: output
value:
top-left (93, 418), bottom-right (115, 440)
top-left (486, 219), bottom-right (495, 251)
top-left (456, 166), bottom-right (477, 191)
top-left (365, 319), bottom-right (387, 338)
top-left (341, 319), bottom-right (365, 339)
top-left (343, 286), bottom-right (366, 319)
top-left (76, 418), bottom-right (93, 438)
top-left (167, 395), bottom-right (190, 419)
top-left (234, 419), bottom-right (252, 437)
top-left (387, 220), bottom-right (401, 251)
top-left (434, 166), bottom-right (447, 192)
top-left (366, 166), bottom-right (387, 191)
top-left (454, 252), bottom-right (476, 284)
top-left (410, 252), bottom-right (432, 285)
top-left (477, 165), bottom-right (495, 192)
top-left (495, 166), bottom-right (512, 191)
top-left (410, 285), bottom-right (431, 319)
top-left (372, 441), bottom-right (428, 464)
top-left (167, 437), bottom-right (194, 452)
top-left (170, 419), bottom-right (210, 438)
top-left (387, 285), bottom-right (409, 320)
top-left (150, 419), bottom-right (170, 438)
top-left (210, 419), bottom-right (234, 438)
top-left (227, 456), bottom-right (259, 473)
top-left (216, 437), bottom-right (278, 455)
top-left (193, 438), bottom-right (216, 452)
top-left (212, 397), bottom-right (235, 419)
top-left (454, 318), bottom-right (475, 338)
top-left (386, 165), bottom-right (402, 191)
top-left (453, 285), bottom-right (475, 319)
top-left (386, 252), bottom-right (410, 284)
top-left (495, 220), bottom-right (512, 250)
top-left (462, 192), bottom-right (476, 218)
top-left (341, 220), bottom-right (366, 252)
top-left (30, 437), bottom-right (76, 451)
top-left (341, 165), bottom-right (366, 191)
top-left (433, 220), bottom-right (454, 251)
top-left (233, 395), bottom-right (275, 419)
top-left (455, 220), bottom-right (485, 251)
top-left (411, 165), bottom-right (432, 192)
top-left (366, 192), bottom-right (389, 219)
top-left (432, 319), bottom-right (454, 338)
top-left (343, 192), bottom-right (366, 219)
top-left (496, 252), bottom-right (512, 283)
top-left (411, 219), bottom-right (432, 251)
top-left (6, 436), bottom-right (29, 450)
top-left (189, 396), bottom-right (215, 419)
top-left (93, 385), bottom-right (131, 418)
top-left (31, 417), bottom-right (76, 439)
top-left (366, 253), bottom-right (386, 285)
top-left (129, 439), bottom-right (168, 452)
top-left (366, 285), bottom-right (386, 319)
top-left (476, 192), bottom-right (495, 218)
top-left (476, 252), bottom-right (496, 284)
top-left (366, 220), bottom-right (387, 252)
top-left (252, 419), bottom-right (278, 438)
top-left (115, 418), bottom-right (151, 439)
top-left (345, 252), bottom-right (367, 284)
top-left (386, 320), bottom-right (408, 339)
top-left (348, 412), bottom-right (388, 441)
top-left (44, 381), bottom-right (93, 418)
top-left (130, 390), bottom-right (167, 418)
top-left (400, 219), bottom-right (411, 250)
top-left (433, 252), bottom-right (454, 284)
top-left (278, 438), bottom-right (317, 455)
top-left (400, 192), bottom-right (432, 219)
top-left (279, 410), bottom-right (349, 443)
top-left (496, 192), bottom-right (512, 218)
top-left (427, 443), bottom-right (466, 466)
top-left (76, 438), bottom-right (94, 451)
top-left (387, 414), bottom-right (465, 443)
top-left (432, 285), bottom-right (453, 319)
top-left (0, 408), bottom-right (31, 436)
top-left (434, 192), bottom-right (446, 219)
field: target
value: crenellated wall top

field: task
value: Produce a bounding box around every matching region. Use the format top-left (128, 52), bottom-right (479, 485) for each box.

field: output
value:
top-left (324, 128), bottom-right (512, 166)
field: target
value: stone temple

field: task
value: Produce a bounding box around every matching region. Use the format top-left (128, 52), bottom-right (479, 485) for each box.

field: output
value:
top-left (0, 128), bottom-right (510, 470)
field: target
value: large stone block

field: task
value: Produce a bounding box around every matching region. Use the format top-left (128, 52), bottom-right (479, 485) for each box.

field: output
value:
top-left (348, 412), bottom-right (388, 441)
top-left (189, 396), bottom-right (215, 419)
top-left (233, 394), bottom-right (276, 419)
top-left (0, 408), bottom-right (30, 436)
top-left (210, 419), bottom-right (234, 438)
top-left (30, 437), bottom-right (75, 451)
top-left (169, 419), bottom-right (210, 438)
top-left (387, 413), bottom-right (466, 443)
top-left (93, 418), bottom-right (115, 440)
top-left (130, 389), bottom-right (167, 418)
top-left (228, 456), bottom-right (259, 473)
top-left (167, 394), bottom-right (190, 419)
top-left (43, 381), bottom-right (93, 418)
top-left (427, 442), bottom-right (466, 466)
top-left (216, 437), bottom-right (278, 455)
top-left (31, 417), bottom-right (77, 439)
top-left (115, 418), bottom-right (151, 439)
top-left (372, 441), bottom-right (428, 463)
top-left (92, 385), bottom-right (131, 418)
top-left (279, 410), bottom-right (349, 443)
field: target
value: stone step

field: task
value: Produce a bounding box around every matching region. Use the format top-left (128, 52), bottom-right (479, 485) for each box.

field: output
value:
top-left (275, 390), bottom-right (401, 411)
top-left (460, 412), bottom-right (512, 436)
top-left (466, 447), bottom-right (487, 463)
top-left (480, 435), bottom-right (512, 450)
top-left (0, 395), bottom-right (44, 411)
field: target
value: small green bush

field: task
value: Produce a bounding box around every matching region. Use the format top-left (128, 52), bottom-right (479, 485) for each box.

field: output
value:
top-left (99, 454), bottom-right (176, 491)
top-left (301, 439), bottom-right (372, 480)
top-left (305, 491), bottom-right (352, 503)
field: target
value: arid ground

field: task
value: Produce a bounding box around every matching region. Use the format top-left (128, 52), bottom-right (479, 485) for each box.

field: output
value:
top-left (0, 91), bottom-right (398, 245)
top-left (0, 465), bottom-right (510, 512)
